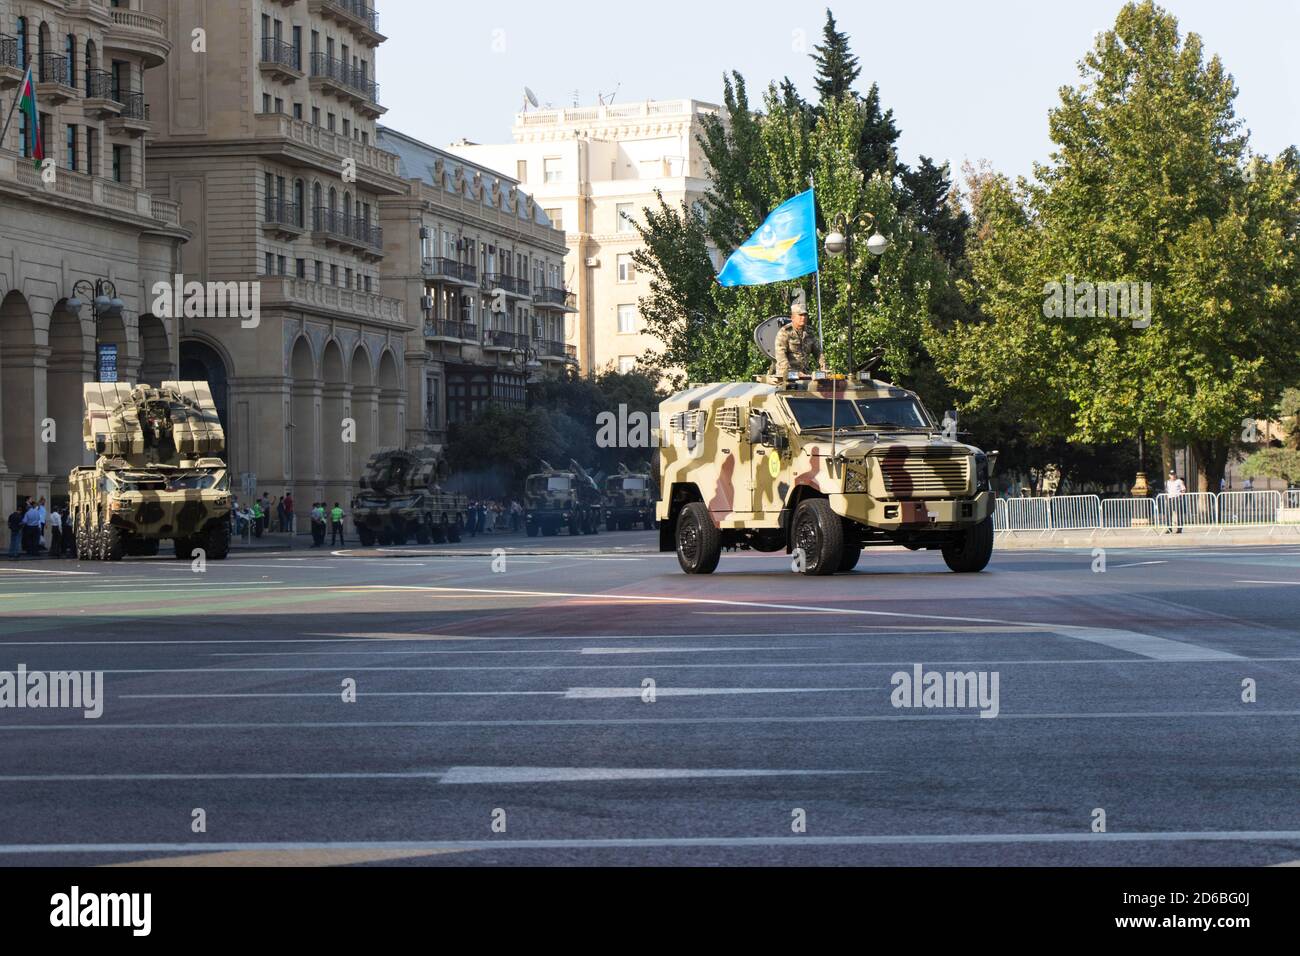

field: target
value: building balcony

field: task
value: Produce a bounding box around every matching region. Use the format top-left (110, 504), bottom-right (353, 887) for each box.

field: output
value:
top-left (36, 53), bottom-right (77, 104)
top-left (250, 112), bottom-right (401, 186)
top-left (424, 320), bottom-right (478, 343)
top-left (482, 273), bottom-right (530, 299)
top-left (482, 329), bottom-right (529, 352)
top-left (421, 257), bottom-right (478, 287)
top-left (263, 198), bottom-right (305, 239)
top-left (309, 52), bottom-right (384, 116)
top-left (535, 339), bottom-right (569, 360)
top-left (259, 276), bottom-right (404, 325)
top-left (0, 147), bottom-right (181, 227)
top-left (533, 285), bottom-right (578, 312)
top-left (104, 7), bottom-right (171, 69)
top-left (309, 0), bottom-right (385, 46)
top-left (0, 35), bottom-right (21, 89)
top-left (259, 37), bottom-right (304, 83)
top-left (82, 70), bottom-right (123, 119)
top-left (105, 90), bottom-right (150, 136)
top-left (311, 207), bottom-right (384, 258)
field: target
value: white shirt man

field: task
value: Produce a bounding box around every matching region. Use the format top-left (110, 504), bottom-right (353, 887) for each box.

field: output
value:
top-left (1166, 472), bottom-right (1187, 534)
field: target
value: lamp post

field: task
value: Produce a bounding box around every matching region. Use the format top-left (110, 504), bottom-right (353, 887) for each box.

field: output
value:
top-left (67, 279), bottom-right (125, 383)
top-left (824, 212), bottom-right (890, 373)
top-left (509, 345), bottom-right (542, 384)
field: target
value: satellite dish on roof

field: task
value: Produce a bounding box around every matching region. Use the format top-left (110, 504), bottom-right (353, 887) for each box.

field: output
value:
top-left (523, 86), bottom-right (539, 110)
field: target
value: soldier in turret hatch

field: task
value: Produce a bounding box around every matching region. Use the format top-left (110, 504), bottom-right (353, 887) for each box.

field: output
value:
top-left (774, 302), bottom-right (827, 379)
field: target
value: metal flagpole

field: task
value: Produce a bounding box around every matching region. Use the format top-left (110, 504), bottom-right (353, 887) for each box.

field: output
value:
top-left (810, 175), bottom-right (825, 354)
top-left (0, 67), bottom-right (30, 150)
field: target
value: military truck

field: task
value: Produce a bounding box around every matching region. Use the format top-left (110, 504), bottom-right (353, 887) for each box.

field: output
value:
top-left (70, 382), bottom-right (231, 562)
top-left (604, 464), bottom-right (657, 531)
top-left (657, 370), bottom-right (997, 575)
top-left (351, 446), bottom-right (466, 546)
top-left (524, 459), bottom-right (605, 537)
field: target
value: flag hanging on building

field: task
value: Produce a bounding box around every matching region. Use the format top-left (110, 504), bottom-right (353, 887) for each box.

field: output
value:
top-left (18, 67), bottom-right (43, 169)
top-left (716, 188), bottom-right (818, 287)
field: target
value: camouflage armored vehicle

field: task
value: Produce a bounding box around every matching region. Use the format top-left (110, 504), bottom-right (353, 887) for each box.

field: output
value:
top-left (604, 464), bottom-right (658, 531)
top-left (657, 372), bottom-right (997, 575)
top-left (70, 382), bottom-right (231, 562)
top-left (351, 446), bottom-right (466, 546)
top-left (524, 459), bottom-right (605, 537)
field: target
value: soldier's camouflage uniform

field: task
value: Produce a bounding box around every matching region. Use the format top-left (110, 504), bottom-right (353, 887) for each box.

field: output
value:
top-left (774, 324), bottom-right (823, 378)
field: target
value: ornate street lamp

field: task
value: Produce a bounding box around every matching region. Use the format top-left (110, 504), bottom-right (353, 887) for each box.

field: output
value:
top-left (824, 212), bottom-right (889, 372)
top-left (68, 279), bottom-right (126, 383)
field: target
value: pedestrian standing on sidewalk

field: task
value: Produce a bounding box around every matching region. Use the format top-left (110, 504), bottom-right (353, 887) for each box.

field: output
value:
top-left (1165, 470), bottom-right (1187, 534)
top-left (22, 500), bottom-right (41, 555)
top-left (49, 507), bottom-right (63, 558)
top-left (330, 502), bottom-right (345, 547)
top-left (7, 506), bottom-right (22, 558)
top-left (36, 497), bottom-right (47, 552)
top-left (284, 491), bottom-right (295, 533)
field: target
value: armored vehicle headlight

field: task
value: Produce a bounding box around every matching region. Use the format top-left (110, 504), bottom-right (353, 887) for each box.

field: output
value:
top-left (844, 467), bottom-right (868, 494)
top-left (975, 453), bottom-right (990, 492)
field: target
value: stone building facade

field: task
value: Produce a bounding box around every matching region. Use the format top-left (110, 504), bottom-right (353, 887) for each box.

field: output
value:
top-left (0, 0), bottom-right (186, 514)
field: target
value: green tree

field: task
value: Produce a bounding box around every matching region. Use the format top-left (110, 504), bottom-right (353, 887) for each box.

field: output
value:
top-left (812, 9), bottom-right (860, 102)
top-left (1241, 388), bottom-right (1300, 485)
top-left (929, 1), bottom-right (1300, 492)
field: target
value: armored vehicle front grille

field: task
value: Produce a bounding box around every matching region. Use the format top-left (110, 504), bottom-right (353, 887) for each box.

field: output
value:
top-left (879, 456), bottom-right (969, 497)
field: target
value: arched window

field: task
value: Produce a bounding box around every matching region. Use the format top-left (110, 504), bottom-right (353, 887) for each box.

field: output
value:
top-left (312, 182), bottom-right (322, 230)
top-left (16, 18), bottom-right (27, 68)
top-left (37, 23), bottom-right (49, 81)
top-left (328, 187), bottom-right (337, 214)
top-left (65, 34), bottom-right (75, 87)
top-left (342, 191), bottom-right (352, 226)
top-left (294, 179), bottom-right (305, 227)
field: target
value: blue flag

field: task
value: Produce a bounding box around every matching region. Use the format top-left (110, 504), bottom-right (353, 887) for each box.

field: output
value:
top-left (716, 188), bottom-right (819, 287)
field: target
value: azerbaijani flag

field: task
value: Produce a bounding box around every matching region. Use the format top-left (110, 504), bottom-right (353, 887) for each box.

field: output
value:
top-left (17, 67), bottom-right (42, 168)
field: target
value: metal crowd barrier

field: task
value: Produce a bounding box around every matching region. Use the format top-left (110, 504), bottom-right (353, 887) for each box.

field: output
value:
top-left (992, 490), bottom-right (1299, 536)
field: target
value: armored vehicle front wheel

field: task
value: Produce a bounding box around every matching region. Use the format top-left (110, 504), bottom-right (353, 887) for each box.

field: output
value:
top-left (676, 501), bottom-right (721, 575)
top-left (942, 516), bottom-right (994, 573)
top-left (791, 499), bottom-right (843, 576)
top-left (204, 519), bottom-right (231, 561)
top-left (103, 525), bottom-right (126, 562)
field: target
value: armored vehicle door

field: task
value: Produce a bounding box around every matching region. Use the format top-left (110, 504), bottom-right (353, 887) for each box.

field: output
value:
top-left (712, 404), bottom-right (751, 515)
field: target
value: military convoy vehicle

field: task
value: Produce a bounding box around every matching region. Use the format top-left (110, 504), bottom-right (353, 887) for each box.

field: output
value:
top-left (351, 446), bottom-right (466, 546)
top-left (524, 459), bottom-right (605, 537)
top-left (657, 369), bottom-right (997, 575)
top-left (70, 382), bottom-right (231, 562)
top-left (604, 464), bottom-right (657, 531)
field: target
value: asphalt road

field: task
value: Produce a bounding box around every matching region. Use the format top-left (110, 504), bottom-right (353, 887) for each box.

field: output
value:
top-left (1, 533), bottom-right (1298, 866)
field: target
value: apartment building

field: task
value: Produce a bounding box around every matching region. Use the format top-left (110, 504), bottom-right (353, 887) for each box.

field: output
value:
top-left (376, 127), bottom-right (572, 448)
top-left (0, 0), bottom-right (186, 513)
top-left (142, 0), bottom-right (409, 510)
top-left (449, 99), bottom-right (717, 376)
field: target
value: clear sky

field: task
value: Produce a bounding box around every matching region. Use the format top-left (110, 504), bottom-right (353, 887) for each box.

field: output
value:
top-left (376, 0), bottom-right (1299, 183)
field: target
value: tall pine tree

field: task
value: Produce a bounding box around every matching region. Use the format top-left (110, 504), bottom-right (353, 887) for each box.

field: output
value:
top-left (812, 9), bottom-right (861, 101)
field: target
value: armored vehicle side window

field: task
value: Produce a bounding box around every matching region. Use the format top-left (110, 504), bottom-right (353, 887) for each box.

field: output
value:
top-left (784, 398), bottom-right (864, 430)
top-left (621, 478), bottom-right (648, 491)
top-left (853, 398), bottom-right (931, 429)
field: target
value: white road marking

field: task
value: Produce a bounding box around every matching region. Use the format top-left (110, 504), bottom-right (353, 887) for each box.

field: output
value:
top-left (0, 568), bottom-right (97, 575)
top-left (1110, 561), bottom-right (1168, 569)
top-left (4, 710), bottom-right (1300, 731)
top-left (121, 691), bottom-right (562, 700)
top-left (4, 830), bottom-right (1300, 854)
top-left (437, 766), bottom-right (874, 784)
top-left (564, 686), bottom-right (880, 699)
top-left (1050, 627), bottom-right (1242, 661)
top-left (578, 646), bottom-right (804, 655)
top-left (1237, 580), bottom-right (1300, 586)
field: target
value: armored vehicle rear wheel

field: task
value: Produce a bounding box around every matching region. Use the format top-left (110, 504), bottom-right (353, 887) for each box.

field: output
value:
top-left (174, 537), bottom-right (194, 559)
top-left (205, 519), bottom-right (231, 561)
top-left (447, 521), bottom-right (462, 543)
top-left (103, 525), bottom-right (126, 562)
top-left (377, 530), bottom-right (392, 546)
top-left (431, 525), bottom-right (447, 544)
top-left (942, 516), bottom-right (994, 573)
top-left (676, 502), bottom-right (721, 575)
top-left (837, 544), bottom-right (862, 573)
top-left (357, 527), bottom-right (376, 547)
top-left (791, 499), bottom-right (843, 576)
